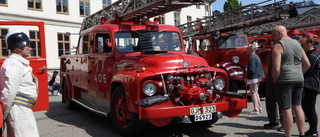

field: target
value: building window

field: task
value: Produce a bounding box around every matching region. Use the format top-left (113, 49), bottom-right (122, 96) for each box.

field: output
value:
top-left (58, 33), bottom-right (70, 56)
top-left (56, 0), bottom-right (68, 14)
top-left (102, 0), bottom-right (111, 8)
top-left (159, 15), bottom-right (165, 24)
top-left (196, 5), bottom-right (200, 9)
top-left (205, 5), bottom-right (209, 12)
top-left (187, 16), bottom-right (192, 22)
top-left (28, 0), bottom-right (42, 10)
top-left (0, 0), bottom-right (7, 6)
top-left (29, 30), bottom-right (41, 57)
top-left (0, 28), bottom-right (8, 57)
top-left (80, 0), bottom-right (90, 17)
top-left (174, 12), bottom-right (180, 26)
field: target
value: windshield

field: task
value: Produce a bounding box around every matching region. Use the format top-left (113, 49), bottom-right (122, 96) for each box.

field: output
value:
top-left (217, 36), bottom-right (248, 49)
top-left (115, 31), bottom-right (182, 53)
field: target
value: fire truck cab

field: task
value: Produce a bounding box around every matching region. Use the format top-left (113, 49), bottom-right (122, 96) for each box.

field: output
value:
top-left (60, 0), bottom-right (248, 136)
top-left (188, 33), bottom-right (270, 92)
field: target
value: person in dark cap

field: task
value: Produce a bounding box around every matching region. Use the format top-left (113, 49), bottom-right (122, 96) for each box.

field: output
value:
top-left (48, 70), bottom-right (60, 96)
top-left (0, 30), bottom-right (39, 136)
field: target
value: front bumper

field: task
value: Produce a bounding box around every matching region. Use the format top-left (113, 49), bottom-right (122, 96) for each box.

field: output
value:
top-left (140, 97), bottom-right (247, 119)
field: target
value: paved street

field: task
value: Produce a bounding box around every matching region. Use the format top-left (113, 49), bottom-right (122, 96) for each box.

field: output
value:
top-left (34, 90), bottom-right (320, 137)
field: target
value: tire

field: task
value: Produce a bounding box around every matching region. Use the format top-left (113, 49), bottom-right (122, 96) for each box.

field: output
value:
top-left (229, 79), bottom-right (238, 92)
top-left (190, 114), bottom-right (219, 127)
top-left (62, 79), bottom-right (76, 110)
top-left (111, 86), bottom-right (145, 137)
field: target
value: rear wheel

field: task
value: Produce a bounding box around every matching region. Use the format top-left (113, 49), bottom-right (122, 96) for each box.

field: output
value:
top-left (62, 79), bottom-right (76, 110)
top-left (229, 79), bottom-right (238, 92)
top-left (111, 86), bottom-right (145, 137)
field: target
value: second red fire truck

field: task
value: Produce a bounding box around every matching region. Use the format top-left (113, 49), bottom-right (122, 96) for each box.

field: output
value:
top-left (60, 0), bottom-right (248, 136)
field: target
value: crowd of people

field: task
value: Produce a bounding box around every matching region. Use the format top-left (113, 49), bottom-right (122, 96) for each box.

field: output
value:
top-left (244, 25), bottom-right (320, 137)
top-left (258, 25), bottom-right (320, 137)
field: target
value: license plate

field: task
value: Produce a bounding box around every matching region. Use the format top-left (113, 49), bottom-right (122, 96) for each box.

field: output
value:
top-left (195, 113), bottom-right (212, 122)
top-left (190, 105), bottom-right (216, 115)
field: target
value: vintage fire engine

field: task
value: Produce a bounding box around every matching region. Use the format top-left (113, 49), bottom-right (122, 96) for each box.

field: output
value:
top-left (178, 0), bottom-right (300, 92)
top-left (60, 0), bottom-right (247, 136)
top-left (0, 21), bottom-right (49, 111)
top-left (184, 33), bottom-right (270, 92)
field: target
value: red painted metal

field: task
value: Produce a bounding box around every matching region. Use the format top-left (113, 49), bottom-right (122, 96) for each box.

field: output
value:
top-left (0, 21), bottom-right (49, 112)
top-left (61, 19), bottom-right (248, 132)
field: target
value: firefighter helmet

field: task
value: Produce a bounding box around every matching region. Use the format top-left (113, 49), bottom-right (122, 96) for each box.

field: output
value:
top-left (5, 30), bottom-right (31, 51)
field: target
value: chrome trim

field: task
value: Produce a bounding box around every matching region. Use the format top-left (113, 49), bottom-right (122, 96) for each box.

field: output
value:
top-left (230, 71), bottom-right (244, 76)
top-left (222, 62), bottom-right (232, 67)
top-left (71, 99), bottom-right (107, 116)
top-left (226, 66), bottom-right (242, 71)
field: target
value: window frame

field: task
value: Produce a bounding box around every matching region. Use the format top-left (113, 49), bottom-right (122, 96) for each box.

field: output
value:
top-left (79, 0), bottom-right (90, 17)
top-left (57, 33), bottom-right (70, 56)
top-left (174, 12), bottom-right (180, 26)
top-left (187, 16), bottom-right (192, 23)
top-left (56, 0), bottom-right (69, 14)
top-left (102, 0), bottom-right (111, 8)
top-left (159, 15), bottom-right (165, 24)
top-left (0, 0), bottom-right (8, 6)
top-left (29, 30), bottom-right (41, 57)
top-left (28, 0), bottom-right (43, 11)
top-left (0, 28), bottom-right (8, 57)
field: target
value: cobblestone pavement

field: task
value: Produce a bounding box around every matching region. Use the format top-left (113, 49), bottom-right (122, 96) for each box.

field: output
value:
top-left (34, 90), bottom-right (320, 137)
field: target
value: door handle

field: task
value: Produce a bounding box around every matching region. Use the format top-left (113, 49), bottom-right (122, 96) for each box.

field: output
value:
top-left (38, 66), bottom-right (47, 70)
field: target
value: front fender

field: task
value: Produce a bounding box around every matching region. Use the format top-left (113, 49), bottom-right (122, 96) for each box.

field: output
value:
top-left (219, 62), bottom-right (245, 81)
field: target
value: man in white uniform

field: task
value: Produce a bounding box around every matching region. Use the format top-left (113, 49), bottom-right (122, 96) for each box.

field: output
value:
top-left (0, 30), bottom-right (39, 137)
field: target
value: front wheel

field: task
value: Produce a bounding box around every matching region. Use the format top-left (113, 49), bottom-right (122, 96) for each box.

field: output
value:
top-left (111, 86), bottom-right (145, 137)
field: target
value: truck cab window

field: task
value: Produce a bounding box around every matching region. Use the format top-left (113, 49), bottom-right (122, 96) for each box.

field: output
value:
top-left (96, 34), bottom-right (112, 53)
top-left (219, 36), bottom-right (248, 49)
top-left (196, 39), bottom-right (211, 51)
top-left (78, 35), bottom-right (90, 54)
top-left (115, 31), bottom-right (182, 53)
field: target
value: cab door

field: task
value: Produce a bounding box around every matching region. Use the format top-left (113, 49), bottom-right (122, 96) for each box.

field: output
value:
top-left (192, 36), bottom-right (218, 67)
top-left (0, 21), bottom-right (49, 111)
top-left (87, 33), bottom-right (113, 111)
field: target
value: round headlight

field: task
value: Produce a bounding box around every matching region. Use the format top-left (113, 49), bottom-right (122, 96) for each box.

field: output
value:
top-left (143, 81), bottom-right (157, 96)
top-left (214, 77), bottom-right (225, 90)
top-left (167, 84), bottom-right (174, 91)
top-left (232, 56), bottom-right (239, 64)
top-left (167, 75), bottom-right (174, 83)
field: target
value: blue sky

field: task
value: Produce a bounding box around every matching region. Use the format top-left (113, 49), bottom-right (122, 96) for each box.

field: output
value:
top-left (211, 0), bottom-right (319, 12)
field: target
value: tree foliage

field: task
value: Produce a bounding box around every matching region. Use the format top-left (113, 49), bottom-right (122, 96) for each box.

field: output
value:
top-left (223, 0), bottom-right (242, 11)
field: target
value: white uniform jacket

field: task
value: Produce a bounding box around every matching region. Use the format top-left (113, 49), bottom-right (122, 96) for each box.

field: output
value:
top-left (0, 53), bottom-right (38, 119)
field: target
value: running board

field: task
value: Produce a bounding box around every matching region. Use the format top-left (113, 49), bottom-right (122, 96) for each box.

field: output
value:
top-left (71, 98), bottom-right (108, 117)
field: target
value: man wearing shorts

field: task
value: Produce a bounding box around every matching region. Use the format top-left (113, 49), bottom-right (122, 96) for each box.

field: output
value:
top-left (272, 25), bottom-right (310, 137)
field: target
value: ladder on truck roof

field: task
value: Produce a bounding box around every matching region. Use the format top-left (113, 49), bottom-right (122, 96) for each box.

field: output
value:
top-left (229, 8), bottom-right (320, 35)
top-left (80, 0), bottom-right (207, 32)
top-left (177, 0), bottom-right (290, 38)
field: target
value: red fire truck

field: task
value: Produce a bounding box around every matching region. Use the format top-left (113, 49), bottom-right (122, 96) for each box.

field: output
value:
top-left (60, 0), bottom-right (247, 136)
top-left (0, 21), bottom-right (49, 111)
top-left (185, 33), bottom-right (270, 92)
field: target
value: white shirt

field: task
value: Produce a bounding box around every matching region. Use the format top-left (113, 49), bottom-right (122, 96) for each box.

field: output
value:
top-left (0, 53), bottom-right (38, 119)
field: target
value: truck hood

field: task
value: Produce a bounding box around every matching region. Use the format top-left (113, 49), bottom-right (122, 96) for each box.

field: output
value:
top-left (116, 53), bottom-right (209, 73)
